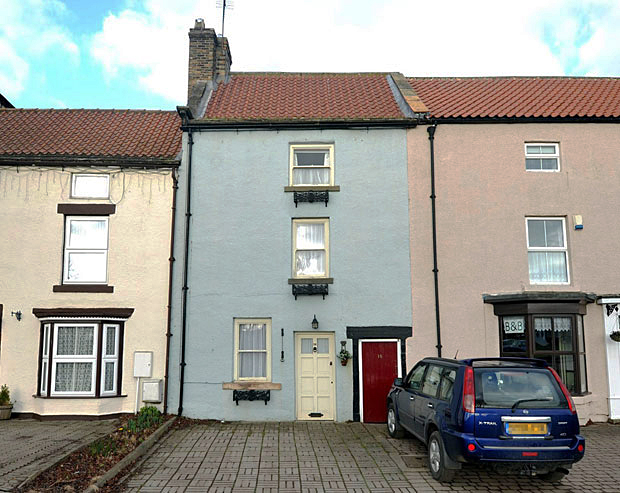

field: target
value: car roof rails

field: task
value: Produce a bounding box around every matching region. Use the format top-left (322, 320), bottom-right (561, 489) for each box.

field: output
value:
top-left (460, 357), bottom-right (548, 368)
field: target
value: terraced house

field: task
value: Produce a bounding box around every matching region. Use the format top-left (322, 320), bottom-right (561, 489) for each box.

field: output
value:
top-left (169, 21), bottom-right (620, 425)
top-left (405, 77), bottom-right (620, 424)
top-left (168, 20), bottom-right (415, 422)
top-left (0, 108), bottom-right (181, 418)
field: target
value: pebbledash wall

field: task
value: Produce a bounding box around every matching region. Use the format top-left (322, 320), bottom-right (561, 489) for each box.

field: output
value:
top-left (0, 167), bottom-right (174, 416)
top-left (167, 127), bottom-right (412, 421)
top-left (407, 122), bottom-right (620, 423)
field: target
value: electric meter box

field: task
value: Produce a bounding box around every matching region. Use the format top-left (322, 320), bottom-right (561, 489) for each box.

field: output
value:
top-left (133, 351), bottom-right (153, 378)
top-left (142, 379), bottom-right (163, 403)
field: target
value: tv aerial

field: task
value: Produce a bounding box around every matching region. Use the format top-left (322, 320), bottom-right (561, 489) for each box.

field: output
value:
top-left (215, 0), bottom-right (233, 37)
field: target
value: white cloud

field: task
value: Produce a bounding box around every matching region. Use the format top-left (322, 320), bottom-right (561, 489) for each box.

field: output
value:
top-left (0, 0), bottom-right (79, 100)
top-left (90, 0), bottom-right (620, 104)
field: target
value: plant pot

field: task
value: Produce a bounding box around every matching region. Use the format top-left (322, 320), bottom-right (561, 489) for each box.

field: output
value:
top-left (610, 331), bottom-right (620, 342)
top-left (0, 404), bottom-right (12, 420)
top-left (340, 359), bottom-right (348, 366)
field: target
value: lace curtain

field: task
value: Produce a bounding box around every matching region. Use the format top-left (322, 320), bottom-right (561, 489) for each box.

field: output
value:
top-left (55, 362), bottom-right (92, 392)
top-left (295, 222), bottom-right (326, 276)
top-left (238, 323), bottom-right (266, 378)
top-left (293, 150), bottom-right (329, 185)
top-left (528, 252), bottom-right (567, 282)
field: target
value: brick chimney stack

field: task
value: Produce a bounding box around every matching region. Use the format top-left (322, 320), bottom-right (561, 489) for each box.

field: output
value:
top-left (187, 18), bottom-right (232, 117)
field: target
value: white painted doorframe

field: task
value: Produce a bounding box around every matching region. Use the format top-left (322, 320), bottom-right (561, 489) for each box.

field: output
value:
top-left (358, 338), bottom-right (402, 423)
top-left (599, 299), bottom-right (620, 420)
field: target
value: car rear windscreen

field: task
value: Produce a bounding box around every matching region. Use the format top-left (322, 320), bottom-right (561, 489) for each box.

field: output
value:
top-left (474, 368), bottom-right (566, 409)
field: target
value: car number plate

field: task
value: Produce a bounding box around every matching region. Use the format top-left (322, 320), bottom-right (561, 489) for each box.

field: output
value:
top-left (507, 422), bottom-right (547, 435)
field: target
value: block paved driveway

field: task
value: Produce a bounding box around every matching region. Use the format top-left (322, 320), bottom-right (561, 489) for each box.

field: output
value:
top-left (121, 421), bottom-right (619, 492)
top-left (0, 418), bottom-right (116, 492)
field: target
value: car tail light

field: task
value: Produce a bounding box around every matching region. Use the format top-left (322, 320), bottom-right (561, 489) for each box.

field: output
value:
top-left (522, 452), bottom-right (538, 457)
top-left (463, 366), bottom-right (475, 413)
top-left (548, 367), bottom-right (576, 414)
top-left (578, 444), bottom-right (584, 452)
top-left (467, 444), bottom-right (476, 452)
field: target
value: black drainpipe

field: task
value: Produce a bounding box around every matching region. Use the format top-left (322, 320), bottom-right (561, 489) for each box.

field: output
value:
top-left (163, 169), bottom-right (178, 415)
top-left (427, 124), bottom-right (442, 357)
top-left (178, 128), bottom-right (194, 416)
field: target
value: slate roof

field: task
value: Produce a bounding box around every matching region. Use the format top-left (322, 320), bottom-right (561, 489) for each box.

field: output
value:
top-left (407, 77), bottom-right (620, 119)
top-left (0, 109), bottom-right (182, 164)
top-left (202, 73), bottom-right (407, 121)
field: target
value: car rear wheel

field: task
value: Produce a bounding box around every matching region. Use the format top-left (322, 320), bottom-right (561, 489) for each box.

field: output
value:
top-left (387, 404), bottom-right (404, 438)
top-left (427, 431), bottom-right (455, 482)
top-left (540, 470), bottom-right (567, 483)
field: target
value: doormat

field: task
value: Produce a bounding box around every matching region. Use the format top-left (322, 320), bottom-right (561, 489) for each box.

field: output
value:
top-left (401, 454), bottom-right (427, 469)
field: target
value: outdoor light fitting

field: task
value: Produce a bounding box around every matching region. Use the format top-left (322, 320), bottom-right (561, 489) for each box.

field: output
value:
top-left (311, 315), bottom-right (319, 330)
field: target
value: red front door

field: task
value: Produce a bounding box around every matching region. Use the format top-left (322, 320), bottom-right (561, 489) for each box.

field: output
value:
top-left (361, 341), bottom-right (398, 423)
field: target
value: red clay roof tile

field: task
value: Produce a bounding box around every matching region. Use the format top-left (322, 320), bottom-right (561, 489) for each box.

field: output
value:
top-left (203, 73), bottom-right (406, 121)
top-left (0, 109), bottom-right (182, 160)
top-left (407, 77), bottom-right (620, 119)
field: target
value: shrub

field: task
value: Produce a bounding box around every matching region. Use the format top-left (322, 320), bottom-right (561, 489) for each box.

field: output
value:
top-left (127, 405), bottom-right (163, 434)
top-left (0, 385), bottom-right (10, 406)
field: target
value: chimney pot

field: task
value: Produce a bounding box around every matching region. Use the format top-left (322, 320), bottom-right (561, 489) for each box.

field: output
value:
top-left (194, 18), bottom-right (205, 29)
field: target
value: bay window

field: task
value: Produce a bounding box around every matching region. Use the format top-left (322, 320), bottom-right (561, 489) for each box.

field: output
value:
top-left (38, 321), bottom-right (123, 397)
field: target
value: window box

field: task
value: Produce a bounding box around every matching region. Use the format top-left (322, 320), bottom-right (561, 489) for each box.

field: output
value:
top-left (525, 143), bottom-right (559, 171)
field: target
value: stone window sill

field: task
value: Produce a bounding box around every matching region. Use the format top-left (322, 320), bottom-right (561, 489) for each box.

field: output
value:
top-left (284, 185), bottom-right (340, 192)
top-left (222, 382), bottom-right (282, 391)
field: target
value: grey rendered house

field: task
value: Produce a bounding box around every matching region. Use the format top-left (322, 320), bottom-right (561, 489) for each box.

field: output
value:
top-left (167, 20), bottom-right (417, 422)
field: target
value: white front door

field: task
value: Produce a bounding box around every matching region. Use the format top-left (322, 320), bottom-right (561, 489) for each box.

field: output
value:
top-left (295, 333), bottom-right (335, 420)
top-left (602, 302), bottom-right (620, 420)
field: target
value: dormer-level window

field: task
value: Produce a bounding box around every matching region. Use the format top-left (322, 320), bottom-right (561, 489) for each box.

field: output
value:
top-left (290, 144), bottom-right (334, 186)
top-left (71, 174), bottom-right (110, 198)
top-left (525, 143), bottom-right (559, 171)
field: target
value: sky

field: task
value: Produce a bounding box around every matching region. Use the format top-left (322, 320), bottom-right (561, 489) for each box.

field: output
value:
top-left (1, 0), bottom-right (620, 110)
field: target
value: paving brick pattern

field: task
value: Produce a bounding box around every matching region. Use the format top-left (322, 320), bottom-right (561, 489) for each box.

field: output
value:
top-left (0, 418), bottom-right (116, 492)
top-left (121, 421), bottom-right (619, 492)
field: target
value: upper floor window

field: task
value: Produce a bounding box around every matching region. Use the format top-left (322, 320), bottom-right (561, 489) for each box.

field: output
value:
top-left (63, 216), bottom-right (109, 284)
top-left (289, 144), bottom-right (334, 187)
top-left (71, 174), bottom-right (110, 198)
top-left (233, 318), bottom-right (271, 381)
top-left (525, 143), bottom-right (559, 171)
top-left (292, 218), bottom-right (329, 278)
top-left (526, 218), bottom-right (569, 284)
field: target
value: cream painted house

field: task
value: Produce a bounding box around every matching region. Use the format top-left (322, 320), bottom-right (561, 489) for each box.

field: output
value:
top-left (403, 77), bottom-right (620, 423)
top-left (0, 108), bottom-right (181, 418)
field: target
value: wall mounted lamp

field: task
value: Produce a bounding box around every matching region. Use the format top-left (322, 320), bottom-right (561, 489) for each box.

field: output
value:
top-left (11, 310), bottom-right (22, 321)
top-left (311, 315), bottom-right (319, 330)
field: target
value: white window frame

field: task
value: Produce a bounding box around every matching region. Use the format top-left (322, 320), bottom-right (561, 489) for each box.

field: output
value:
top-left (292, 218), bottom-right (329, 279)
top-left (50, 323), bottom-right (98, 397)
top-left (525, 217), bottom-right (570, 285)
top-left (63, 216), bottom-right (109, 284)
top-left (289, 144), bottom-right (335, 187)
top-left (40, 324), bottom-right (51, 394)
top-left (101, 324), bottom-right (120, 395)
top-left (233, 318), bottom-right (271, 382)
top-left (71, 174), bottom-right (110, 198)
top-left (524, 143), bottom-right (560, 172)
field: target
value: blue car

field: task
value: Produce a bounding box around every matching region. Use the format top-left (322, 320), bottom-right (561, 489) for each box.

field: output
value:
top-left (386, 357), bottom-right (585, 482)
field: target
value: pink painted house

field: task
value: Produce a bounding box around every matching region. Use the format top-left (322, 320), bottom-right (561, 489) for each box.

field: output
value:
top-left (404, 77), bottom-right (620, 423)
